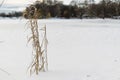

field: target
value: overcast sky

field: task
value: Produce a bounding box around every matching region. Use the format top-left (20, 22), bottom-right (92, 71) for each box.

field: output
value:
top-left (0, 0), bottom-right (72, 5)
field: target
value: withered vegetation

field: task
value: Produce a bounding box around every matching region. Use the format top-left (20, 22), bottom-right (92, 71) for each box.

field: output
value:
top-left (25, 5), bottom-right (48, 75)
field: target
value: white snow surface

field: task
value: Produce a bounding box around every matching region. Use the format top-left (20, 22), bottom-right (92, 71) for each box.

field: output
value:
top-left (0, 19), bottom-right (120, 80)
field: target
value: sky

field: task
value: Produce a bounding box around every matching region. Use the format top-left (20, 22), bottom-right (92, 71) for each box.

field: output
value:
top-left (0, 0), bottom-right (72, 5)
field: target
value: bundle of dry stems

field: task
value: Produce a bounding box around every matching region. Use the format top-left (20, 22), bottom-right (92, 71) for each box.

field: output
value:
top-left (25, 5), bottom-right (48, 75)
top-left (0, 0), bottom-right (47, 75)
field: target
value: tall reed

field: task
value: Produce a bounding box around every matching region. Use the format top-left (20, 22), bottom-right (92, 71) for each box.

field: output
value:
top-left (24, 5), bottom-right (48, 75)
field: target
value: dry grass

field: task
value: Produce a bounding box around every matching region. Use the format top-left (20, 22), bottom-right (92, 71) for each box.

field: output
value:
top-left (26, 5), bottom-right (48, 75)
top-left (0, 68), bottom-right (17, 80)
top-left (0, 0), bottom-right (4, 7)
top-left (0, 68), bottom-right (10, 75)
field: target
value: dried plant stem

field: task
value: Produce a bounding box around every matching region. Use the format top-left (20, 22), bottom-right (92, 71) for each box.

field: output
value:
top-left (29, 19), bottom-right (42, 74)
top-left (27, 6), bottom-right (48, 75)
top-left (0, 68), bottom-right (10, 75)
top-left (40, 25), bottom-right (48, 71)
top-left (0, 0), bottom-right (4, 7)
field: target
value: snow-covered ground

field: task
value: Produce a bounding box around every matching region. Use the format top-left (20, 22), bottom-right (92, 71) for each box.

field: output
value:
top-left (0, 19), bottom-right (120, 80)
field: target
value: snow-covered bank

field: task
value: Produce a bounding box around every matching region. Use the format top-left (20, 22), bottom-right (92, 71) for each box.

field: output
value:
top-left (0, 19), bottom-right (120, 80)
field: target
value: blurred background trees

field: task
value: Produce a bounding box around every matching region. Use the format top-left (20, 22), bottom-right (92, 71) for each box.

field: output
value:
top-left (1, 0), bottom-right (120, 19)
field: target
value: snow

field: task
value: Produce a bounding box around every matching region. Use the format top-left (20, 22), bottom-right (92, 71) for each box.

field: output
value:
top-left (0, 19), bottom-right (120, 80)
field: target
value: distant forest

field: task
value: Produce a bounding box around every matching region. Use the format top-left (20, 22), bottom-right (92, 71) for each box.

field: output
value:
top-left (0, 0), bottom-right (120, 19)
top-left (0, 12), bottom-right (22, 18)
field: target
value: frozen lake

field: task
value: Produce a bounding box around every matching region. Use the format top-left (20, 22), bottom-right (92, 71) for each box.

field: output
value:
top-left (0, 19), bottom-right (120, 80)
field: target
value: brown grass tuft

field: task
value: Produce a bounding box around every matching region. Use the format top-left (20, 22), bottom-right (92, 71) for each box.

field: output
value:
top-left (25, 5), bottom-right (48, 75)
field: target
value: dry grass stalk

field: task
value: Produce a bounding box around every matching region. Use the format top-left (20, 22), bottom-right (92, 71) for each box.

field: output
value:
top-left (26, 5), bottom-right (48, 75)
top-left (0, 68), bottom-right (17, 80)
top-left (0, 0), bottom-right (4, 7)
top-left (0, 68), bottom-right (10, 75)
top-left (40, 25), bottom-right (48, 71)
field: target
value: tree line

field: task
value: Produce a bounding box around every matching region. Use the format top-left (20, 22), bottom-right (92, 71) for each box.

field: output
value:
top-left (0, 0), bottom-right (120, 19)
top-left (23, 0), bottom-right (120, 19)
top-left (0, 11), bottom-right (22, 18)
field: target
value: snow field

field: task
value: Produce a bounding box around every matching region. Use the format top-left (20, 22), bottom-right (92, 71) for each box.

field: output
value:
top-left (0, 19), bottom-right (120, 80)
